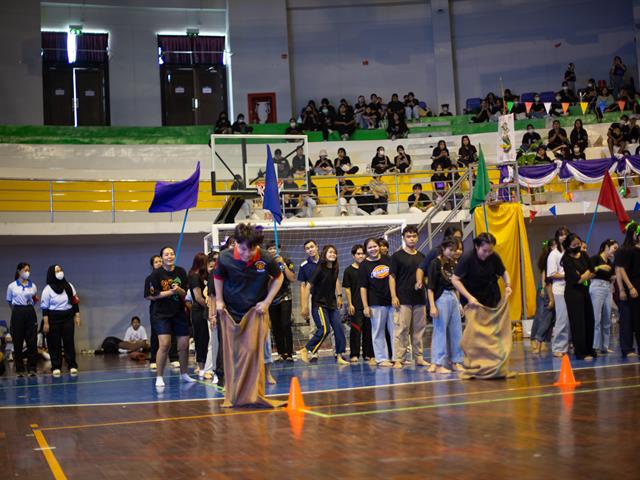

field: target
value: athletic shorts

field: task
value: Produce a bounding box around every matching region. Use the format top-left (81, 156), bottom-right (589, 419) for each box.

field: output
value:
top-left (152, 313), bottom-right (189, 337)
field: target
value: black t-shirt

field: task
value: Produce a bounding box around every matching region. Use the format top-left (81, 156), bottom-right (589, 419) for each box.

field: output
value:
top-left (391, 249), bottom-right (426, 305)
top-left (454, 251), bottom-right (506, 308)
top-left (408, 192), bottom-right (430, 209)
top-left (562, 253), bottom-right (592, 289)
top-left (522, 132), bottom-right (541, 148)
top-left (310, 266), bottom-right (339, 309)
top-left (428, 256), bottom-right (456, 301)
top-left (359, 257), bottom-right (392, 306)
top-left (149, 266), bottom-right (189, 320)
top-left (342, 265), bottom-right (363, 311)
top-left (144, 273), bottom-right (156, 318)
top-left (615, 247), bottom-right (640, 291)
top-left (214, 247), bottom-right (281, 319)
top-left (273, 257), bottom-right (295, 305)
top-left (188, 272), bottom-right (207, 313)
top-left (589, 254), bottom-right (614, 282)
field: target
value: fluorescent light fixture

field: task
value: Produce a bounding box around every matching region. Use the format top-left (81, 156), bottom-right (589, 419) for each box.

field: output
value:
top-left (67, 32), bottom-right (77, 63)
top-left (158, 46), bottom-right (164, 65)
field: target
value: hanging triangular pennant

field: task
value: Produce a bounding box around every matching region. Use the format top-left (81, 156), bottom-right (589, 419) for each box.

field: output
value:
top-left (563, 191), bottom-right (574, 202)
top-left (549, 205), bottom-right (557, 217)
top-left (582, 201), bottom-right (590, 215)
top-left (525, 102), bottom-right (533, 113)
top-left (507, 101), bottom-right (514, 113)
top-left (635, 201), bottom-right (640, 212)
top-left (580, 102), bottom-right (588, 114)
top-left (598, 101), bottom-right (607, 113)
top-left (544, 102), bottom-right (552, 114)
top-left (561, 102), bottom-right (570, 113)
top-left (619, 186), bottom-right (627, 197)
top-left (618, 100), bottom-right (626, 112)
top-left (529, 209), bottom-right (538, 223)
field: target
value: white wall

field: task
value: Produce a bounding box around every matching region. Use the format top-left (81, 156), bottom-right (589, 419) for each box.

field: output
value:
top-left (0, 0), bottom-right (43, 125)
top-left (41, 0), bottom-right (226, 126)
top-left (288, 0), bottom-right (435, 113)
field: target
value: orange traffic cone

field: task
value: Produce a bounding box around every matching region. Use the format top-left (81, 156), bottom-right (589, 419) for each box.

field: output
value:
top-left (286, 376), bottom-right (306, 411)
top-left (553, 354), bottom-right (581, 387)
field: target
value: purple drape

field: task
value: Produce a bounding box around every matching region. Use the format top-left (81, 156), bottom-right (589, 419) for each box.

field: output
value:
top-left (76, 33), bottom-right (109, 63)
top-left (158, 35), bottom-right (225, 65)
top-left (41, 32), bottom-right (68, 62)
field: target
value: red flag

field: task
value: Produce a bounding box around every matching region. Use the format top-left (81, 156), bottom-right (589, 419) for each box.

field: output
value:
top-left (598, 171), bottom-right (630, 231)
top-left (525, 102), bottom-right (533, 113)
top-left (561, 102), bottom-right (570, 113)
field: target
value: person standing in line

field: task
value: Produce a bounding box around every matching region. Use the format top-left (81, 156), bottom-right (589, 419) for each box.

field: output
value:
top-left (147, 246), bottom-right (194, 388)
top-left (561, 233), bottom-right (597, 360)
top-left (6, 262), bottom-right (38, 377)
top-left (188, 253), bottom-right (210, 378)
top-left (530, 239), bottom-right (557, 353)
top-left (360, 238), bottom-right (394, 367)
top-left (428, 237), bottom-right (464, 373)
top-left (589, 239), bottom-right (618, 354)
top-left (615, 221), bottom-right (640, 358)
top-left (206, 251), bottom-right (223, 385)
top-left (343, 244), bottom-right (374, 364)
top-left (266, 242), bottom-right (295, 362)
top-left (389, 226), bottom-right (429, 368)
top-left (144, 255), bottom-right (162, 371)
top-left (548, 227), bottom-right (571, 358)
top-left (41, 265), bottom-right (80, 377)
top-left (298, 239), bottom-right (320, 359)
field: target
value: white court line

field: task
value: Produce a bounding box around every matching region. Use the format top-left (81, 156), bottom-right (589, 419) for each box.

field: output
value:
top-left (0, 360), bottom-right (637, 410)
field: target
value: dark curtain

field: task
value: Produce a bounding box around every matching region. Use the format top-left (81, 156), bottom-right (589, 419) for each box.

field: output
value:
top-left (41, 31), bottom-right (68, 62)
top-left (77, 33), bottom-right (109, 63)
top-left (158, 35), bottom-right (193, 65)
top-left (158, 35), bottom-right (224, 65)
top-left (194, 36), bottom-right (224, 65)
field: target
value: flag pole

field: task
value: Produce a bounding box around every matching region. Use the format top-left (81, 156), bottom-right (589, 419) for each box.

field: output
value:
top-left (273, 218), bottom-right (280, 257)
top-left (585, 202), bottom-right (599, 247)
top-left (175, 208), bottom-right (189, 265)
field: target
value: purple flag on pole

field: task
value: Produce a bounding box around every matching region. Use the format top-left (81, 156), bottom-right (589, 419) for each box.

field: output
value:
top-left (149, 162), bottom-right (200, 213)
top-left (262, 145), bottom-right (283, 224)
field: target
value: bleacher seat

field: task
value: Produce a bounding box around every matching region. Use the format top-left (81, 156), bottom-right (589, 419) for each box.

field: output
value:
top-left (539, 91), bottom-right (556, 103)
top-left (465, 97), bottom-right (482, 113)
top-left (520, 92), bottom-right (535, 103)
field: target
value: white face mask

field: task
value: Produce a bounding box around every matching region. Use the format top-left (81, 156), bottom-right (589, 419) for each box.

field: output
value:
top-left (20, 271), bottom-right (30, 280)
top-left (527, 129), bottom-right (533, 133)
top-left (534, 97), bottom-right (540, 102)
top-left (55, 271), bottom-right (64, 281)
top-left (290, 122), bottom-right (296, 127)
top-left (563, 86), bottom-right (568, 91)
top-left (378, 151), bottom-right (385, 156)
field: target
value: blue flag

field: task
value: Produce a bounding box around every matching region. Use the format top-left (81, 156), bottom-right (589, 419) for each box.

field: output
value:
top-left (634, 201), bottom-right (640, 213)
top-left (149, 162), bottom-right (200, 213)
top-left (262, 145), bottom-right (283, 224)
top-left (549, 205), bottom-right (557, 217)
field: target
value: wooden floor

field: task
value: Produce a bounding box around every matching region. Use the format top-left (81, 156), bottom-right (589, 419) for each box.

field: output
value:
top-left (2, 343), bottom-right (640, 479)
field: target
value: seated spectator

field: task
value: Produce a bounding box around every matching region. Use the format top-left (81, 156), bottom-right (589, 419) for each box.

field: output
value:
top-left (511, 95), bottom-right (526, 115)
top-left (431, 165), bottom-right (449, 206)
top-left (285, 117), bottom-right (304, 136)
top-left (273, 148), bottom-right (291, 178)
top-left (336, 177), bottom-right (362, 216)
top-left (608, 121), bottom-right (627, 156)
top-left (232, 114), bottom-right (253, 134)
top-left (503, 89), bottom-right (517, 102)
top-left (362, 105), bottom-right (379, 129)
top-left (355, 185), bottom-right (376, 215)
top-left (530, 94), bottom-right (546, 119)
top-left (472, 100), bottom-right (491, 123)
top-left (582, 78), bottom-right (598, 104)
top-left (521, 124), bottom-right (542, 152)
top-left (457, 135), bottom-right (478, 167)
top-left (334, 104), bottom-right (356, 140)
top-left (551, 144), bottom-right (571, 161)
top-left (319, 98), bottom-right (336, 117)
top-left (547, 120), bottom-right (569, 150)
top-left (570, 144), bottom-right (586, 161)
top-left (431, 140), bottom-right (451, 170)
top-left (394, 145), bottom-right (412, 173)
top-left (564, 63), bottom-right (576, 93)
top-left (314, 149), bottom-right (334, 175)
top-left (596, 87), bottom-right (615, 112)
top-left (214, 111), bottom-right (232, 134)
top-left (291, 146), bottom-right (309, 176)
top-left (354, 95), bottom-right (368, 128)
top-left (387, 113), bottom-right (409, 140)
top-left (628, 117), bottom-right (640, 143)
top-left (405, 92), bottom-right (421, 121)
top-left (368, 175), bottom-right (389, 215)
top-left (485, 92), bottom-right (499, 111)
top-left (439, 104), bottom-right (453, 116)
top-left (301, 105), bottom-right (321, 131)
top-left (615, 88), bottom-right (632, 112)
top-left (408, 183), bottom-right (432, 213)
top-left (375, 95), bottom-right (387, 118)
top-left (282, 175), bottom-right (301, 218)
top-left (119, 316), bottom-right (149, 353)
top-left (570, 119), bottom-right (589, 152)
top-left (299, 178), bottom-right (319, 217)
top-left (534, 145), bottom-right (553, 164)
top-left (387, 93), bottom-right (405, 119)
top-left (549, 93), bottom-right (567, 117)
top-left (282, 175), bottom-right (299, 191)
top-left (368, 93), bottom-right (382, 119)
top-left (558, 81), bottom-right (577, 103)
top-left (335, 147), bottom-right (359, 176)
top-left (339, 98), bottom-right (354, 116)
top-left (371, 146), bottom-right (393, 174)
top-left (319, 99), bottom-right (335, 141)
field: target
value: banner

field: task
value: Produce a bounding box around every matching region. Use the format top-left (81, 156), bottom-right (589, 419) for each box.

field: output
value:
top-left (496, 113), bottom-right (516, 164)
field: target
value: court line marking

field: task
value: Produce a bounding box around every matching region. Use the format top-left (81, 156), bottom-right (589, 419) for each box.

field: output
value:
top-left (1, 360), bottom-right (637, 410)
top-left (33, 429), bottom-right (67, 480)
top-left (320, 383), bottom-right (640, 418)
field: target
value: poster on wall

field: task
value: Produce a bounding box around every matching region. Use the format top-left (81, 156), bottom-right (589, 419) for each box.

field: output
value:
top-left (496, 113), bottom-right (516, 164)
top-left (248, 93), bottom-right (277, 124)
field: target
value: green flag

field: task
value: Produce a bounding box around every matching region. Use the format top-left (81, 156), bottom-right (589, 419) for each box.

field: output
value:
top-left (470, 145), bottom-right (491, 212)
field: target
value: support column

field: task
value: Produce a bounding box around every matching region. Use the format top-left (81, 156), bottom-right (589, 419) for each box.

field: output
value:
top-left (633, 0), bottom-right (640, 85)
top-left (430, 0), bottom-right (457, 114)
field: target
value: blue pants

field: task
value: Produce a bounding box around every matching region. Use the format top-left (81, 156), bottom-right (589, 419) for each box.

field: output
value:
top-left (264, 332), bottom-right (273, 365)
top-left (306, 305), bottom-right (346, 355)
top-left (431, 290), bottom-right (463, 366)
top-left (589, 280), bottom-right (612, 351)
top-left (531, 288), bottom-right (555, 342)
top-left (370, 305), bottom-right (395, 363)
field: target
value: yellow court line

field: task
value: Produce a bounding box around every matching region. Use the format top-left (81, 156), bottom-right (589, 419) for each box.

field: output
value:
top-left (33, 429), bottom-right (67, 480)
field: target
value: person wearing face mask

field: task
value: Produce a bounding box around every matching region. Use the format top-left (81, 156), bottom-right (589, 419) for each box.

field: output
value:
top-left (285, 117), bottom-right (303, 136)
top-left (319, 98), bottom-right (336, 141)
top-left (371, 147), bottom-right (392, 174)
top-left (439, 104), bottom-right (453, 117)
top-left (354, 95), bottom-right (368, 128)
top-left (570, 144), bottom-right (586, 161)
top-left (301, 105), bottom-right (321, 132)
top-left (530, 94), bottom-right (546, 119)
top-left (570, 119), bottom-right (589, 154)
top-left (521, 125), bottom-right (541, 153)
top-left (431, 140), bottom-right (451, 171)
top-left (549, 93), bottom-right (567, 117)
top-left (6, 263), bottom-right (39, 377)
top-left (615, 221), bottom-right (640, 358)
top-left (564, 63), bottom-right (576, 93)
top-left (41, 265), bottom-right (80, 377)
top-left (561, 233), bottom-right (597, 361)
top-left (558, 81), bottom-right (577, 103)
top-left (214, 111), bottom-right (232, 134)
top-left (231, 114), bottom-right (253, 134)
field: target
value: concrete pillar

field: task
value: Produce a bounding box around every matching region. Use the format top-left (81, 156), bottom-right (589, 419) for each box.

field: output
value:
top-left (430, 0), bottom-right (457, 115)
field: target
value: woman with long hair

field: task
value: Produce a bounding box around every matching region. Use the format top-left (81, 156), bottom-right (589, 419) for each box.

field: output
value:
top-left (561, 233), bottom-right (596, 360)
top-left (589, 239), bottom-right (618, 354)
top-left (41, 264), bottom-right (80, 377)
top-left (548, 226), bottom-right (571, 357)
top-left (615, 221), bottom-right (640, 357)
top-left (188, 252), bottom-right (210, 377)
top-left (6, 262), bottom-right (38, 376)
top-left (530, 239), bottom-right (557, 353)
top-left (298, 245), bottom-right (348, 364)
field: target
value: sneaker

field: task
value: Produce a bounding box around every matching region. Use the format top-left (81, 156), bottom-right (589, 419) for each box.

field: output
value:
top-left (70, 368), bottom-right (78, 376)
top-left (553, 352), bottom-right (565, 358)
top-left (310, 356), bottom-right (318, 363)
top-left (453, 363), bottom-right (465, 372)
top-left (285, 356), bottom-right (294, 363)
top-left (155, 376), bottom-right (165, 388)
top-left (41, 351), bottom-right (51, 361)
top-left (52, 369), bottom-right (61, 377)
top-left (436, 366), bottom-right (453, 374)
top-left (627, 352), bottom-right (638, 358)
top-left (415, 357), bottom-right (430, 367)
top-left (428, 364), bottom-right (437, 373)
top-left (378, 360), bottom-right (393, 368)
top-left (367, 358), bottom-right (377, 366)
top-left (170, 361), bottom-right (180, 368)
top-left (393, 361), bottom-right (403, 369)
top-left (149, 363), bottom-right (157, 371)
top-left (350, 356), bottom-right (359, 363)
top-left (180, 373), bottom-right (196, 383)
top-left (297, 348), bottom-right (309, 363)
top-left (212, 373), bottom-right (219, 384)
top-left (336, 356), bottom-right (349, 366)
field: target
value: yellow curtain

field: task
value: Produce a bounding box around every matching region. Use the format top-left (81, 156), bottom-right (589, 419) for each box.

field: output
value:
top-left (473, 203), bottom-right (536, 321)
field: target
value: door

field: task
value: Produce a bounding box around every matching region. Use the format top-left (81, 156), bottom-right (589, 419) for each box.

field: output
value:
top-left (43, 66), bottom-right (73, 125)
top-left (194, 65), bottom-right (227, 125)
top-left (75, 68), bottom-right (107, 126)
top-left (161, 67), bottom-right (196, 126)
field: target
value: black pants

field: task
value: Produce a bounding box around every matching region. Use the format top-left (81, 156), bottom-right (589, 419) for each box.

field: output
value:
top-left (619, 297), bottom-right (640, 356)
top-left (191, 307), bottom-right (209, 364)
top-left (215, 323), bottom-right (224, 386)
top-left (565, 286), bottom-right (596, 359)
top-left (149, 322), bottom-right (159, 362)
top-left (269, 300), bottom-right (293, 357)
top-left (46, 310), bottom-right (77, 371)
top-left (349, 311), bottom-right (374, 359)
top-left (10, 305), bottom-right (38, 372)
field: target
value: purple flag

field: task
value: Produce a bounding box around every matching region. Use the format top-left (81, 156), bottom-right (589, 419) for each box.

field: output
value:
top-left (262, 145), bottom-right (283, 224)
top-left (149, 162), bottom-right (200, 213)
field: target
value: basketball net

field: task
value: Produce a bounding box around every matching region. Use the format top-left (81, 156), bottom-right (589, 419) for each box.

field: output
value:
top-left (255, 179), bottom-right (284, 221)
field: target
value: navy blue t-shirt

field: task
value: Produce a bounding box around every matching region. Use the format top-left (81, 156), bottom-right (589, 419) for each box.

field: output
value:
top-left (214, 247), bottom-right (281, 319)
top-left (297, 257), bottom-right (319, 283)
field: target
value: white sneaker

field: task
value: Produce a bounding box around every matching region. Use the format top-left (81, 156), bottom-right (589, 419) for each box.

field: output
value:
top-left (155, 376), bottom-right (165, 388)
top-left (170, 361), bottom-right (180, 368)
top-left (41, 351), bottom-right (51, 361)
top-left (212, 373), bottom-right (219, 384)
top-left (180, 373), bottom-right (196, 383)
top-left (52, 369), bottom-right (61, 377)
top-left (149, 362), bottom-right (157, 371)
top-left (70, 368), bottom-right (78, 376)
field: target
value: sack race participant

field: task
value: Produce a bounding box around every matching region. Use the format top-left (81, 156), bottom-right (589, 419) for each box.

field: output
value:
top-left (214, 223), bottom-right (285, 408)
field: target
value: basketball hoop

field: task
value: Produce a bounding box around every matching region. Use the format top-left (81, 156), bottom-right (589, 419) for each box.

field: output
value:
top-left (254, 179), bottom-right (284, 220)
